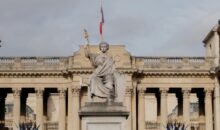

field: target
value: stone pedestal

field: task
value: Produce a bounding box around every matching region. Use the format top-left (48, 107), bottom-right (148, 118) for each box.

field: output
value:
top-left (79, 102), bottom-right (129, 130)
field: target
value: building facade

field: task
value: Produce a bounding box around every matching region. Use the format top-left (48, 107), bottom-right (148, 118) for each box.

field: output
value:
top-left (0, 24), bottom-right (220, 130)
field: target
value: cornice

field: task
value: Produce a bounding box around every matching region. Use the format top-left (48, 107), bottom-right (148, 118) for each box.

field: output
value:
top-left (140, 71), bottom-right (212, 78)
top-left (0, 70), bottom-right (66, 78)
top-left (0, 67), bottom-right (213, 78)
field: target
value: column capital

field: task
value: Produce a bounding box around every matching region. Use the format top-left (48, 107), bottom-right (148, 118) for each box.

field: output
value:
top-left (204, 88), bottom-right (213, 92)
top-left (160, 88), bottom-right (169, 96)
top-left (72, 87), bottom-right (81, 96)
top-left (58, 87), bottom-right (67, 91)
top-left (204, 88), bottom-right (213, 98)
top-left (182, 88), bottom-right (191, 98)
top-left (125, 87), bottom-right (133, 96)
top-left (137, 84), bottom-right (145, 90)
top-left (12, 88), bottom-right (21, 97)
top-left (58, 88), bottom-right (67, 98)
top-left (35, 88), bottom-right (44, 97)
top-left (138, 88), bottom-right (145, 97)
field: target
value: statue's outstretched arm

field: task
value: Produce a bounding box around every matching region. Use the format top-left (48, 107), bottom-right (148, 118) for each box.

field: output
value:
top-left (83, 29), bottom-right (91, 58)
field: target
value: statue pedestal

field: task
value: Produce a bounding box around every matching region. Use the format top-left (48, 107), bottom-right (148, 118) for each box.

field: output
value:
top-left (79, 102), bottom-right (129, 130)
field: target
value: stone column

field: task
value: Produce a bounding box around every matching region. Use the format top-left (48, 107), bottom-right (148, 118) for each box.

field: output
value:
top-left (205, 89), bottom-right (213, 130)
top-left (72, 87), bottom-right (80, 130)
top-left (213, 30), bottom-right (220, 66)
top-left (132, 84), bottom-right (137, 130)
top-left (0, 91), bottom-right (6, 122)
top-left (35, 88), bottom-right (44, 130)
top-left (138, 88), bottom-right (145, 130)
top-left (67, 87), bottom-right (73, 130)
top-left (58, 88), bottom-right (66, 130)
top-left (12, 88), bottom-right (21, 130)
top-left (214, 77), bottom-right (220, 130)
top-left (182, 88), bottom-right (191, 130)
top-left (194, 124), bottom-right (199, 130)
top-left (125, 87), bottom-right (133, 130)
top-left (160, 88), bottom-right (168, 130)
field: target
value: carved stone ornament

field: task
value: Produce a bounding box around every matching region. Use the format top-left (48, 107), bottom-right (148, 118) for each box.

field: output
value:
top-left (35, 88), bottom-right (44, 97)
top-left (125, 87), bottom-right (133, 96)
top-left (182, 88), bottom-right (191, 98)
top-left (12, 88), bottom-right (21, 97)
top-left (160, 88), bottom-right (168, 97)
top-left (138, 88), bottom-right (145, 97)
top-left (72, 87), bottom-right (81, 96)
top-left (205, 89), bottom-right (213, 98)
top-left (58, 88), bottom-right (66, 98)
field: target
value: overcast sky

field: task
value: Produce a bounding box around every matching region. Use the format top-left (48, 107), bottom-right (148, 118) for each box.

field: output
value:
top-left (0, 0), bottom-right (219, 57)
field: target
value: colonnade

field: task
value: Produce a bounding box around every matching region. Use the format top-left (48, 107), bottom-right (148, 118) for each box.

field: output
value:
top-left (0, 85), bottom-right (219, 130)
top-left (137, 87), bottom-right (215, 130)
top-left (0, 87), bottom-right (81, 130)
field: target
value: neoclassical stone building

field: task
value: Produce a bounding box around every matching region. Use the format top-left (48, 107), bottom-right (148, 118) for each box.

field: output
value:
top-left (0, 23), bottom-right (219, 130)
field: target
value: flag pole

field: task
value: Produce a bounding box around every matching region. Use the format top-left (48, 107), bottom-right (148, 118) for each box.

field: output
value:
top-left (100, 0), bottom-right (104, 42)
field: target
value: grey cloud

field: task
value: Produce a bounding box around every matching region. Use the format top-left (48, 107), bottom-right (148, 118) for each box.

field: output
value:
top-left (0, 0), bottom-right (220, 56)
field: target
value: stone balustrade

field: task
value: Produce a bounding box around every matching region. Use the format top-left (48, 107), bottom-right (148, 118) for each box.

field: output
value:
top-left (0, 57), bottom-right (68, 65)
top-left (0, 57), bottom-right (69, 70)
top-left (135, 57), bottom-right (214, 70)
top-left (0, 56), bottom-right (215, 71)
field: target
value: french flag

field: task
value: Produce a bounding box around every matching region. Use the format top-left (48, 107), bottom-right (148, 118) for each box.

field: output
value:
top-left (99, 3), bottom-right (104, 36)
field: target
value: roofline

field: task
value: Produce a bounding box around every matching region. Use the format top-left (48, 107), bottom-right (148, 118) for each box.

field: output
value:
top-left (203, 24), bottom-right (220, 45)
